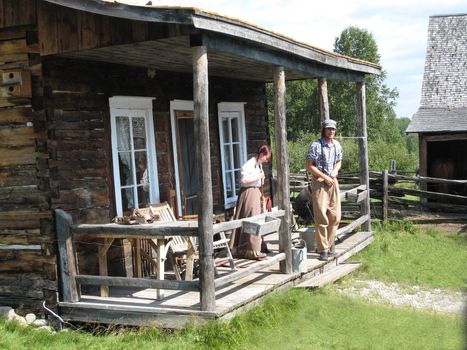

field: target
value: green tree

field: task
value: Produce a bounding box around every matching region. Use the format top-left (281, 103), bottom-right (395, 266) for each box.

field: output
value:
top-left (266, 80), bottom-right (320, 140)
top-left (331, 26), bottom-right (399, 142)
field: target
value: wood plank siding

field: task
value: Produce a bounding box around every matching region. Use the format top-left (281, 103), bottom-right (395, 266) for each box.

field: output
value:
top-left (0, 0), bottom-right (56, 313)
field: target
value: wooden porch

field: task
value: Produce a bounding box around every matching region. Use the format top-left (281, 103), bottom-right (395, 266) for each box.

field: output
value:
top-left (58, 229), bottom-right (373, 329)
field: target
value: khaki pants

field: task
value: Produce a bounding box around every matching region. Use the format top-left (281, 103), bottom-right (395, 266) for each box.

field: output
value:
top-left (311, 177), bottom-right (341, 252)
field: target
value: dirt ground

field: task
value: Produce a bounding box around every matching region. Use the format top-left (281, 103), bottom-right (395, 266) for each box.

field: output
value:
top-left (416, 223), bottom-right (467, 235)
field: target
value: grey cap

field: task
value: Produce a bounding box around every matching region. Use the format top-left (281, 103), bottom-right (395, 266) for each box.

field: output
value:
top-left (322, 119), bottom-right (337, 129)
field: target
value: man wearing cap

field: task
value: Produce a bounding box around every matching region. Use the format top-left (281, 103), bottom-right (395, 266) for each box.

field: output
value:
top-left (306, 119), bottom-right (342, 261)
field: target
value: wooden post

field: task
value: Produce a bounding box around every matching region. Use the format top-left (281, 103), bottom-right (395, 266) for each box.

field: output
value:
top-left (356, 82), bottom-right (371, 231)
top-left (55, 209), bottom-right (79, 302)
top-left (97, 238), bottom-right (113, 297)
top-left (318, 77), bottom-right (329, 123)
top-left (273, 66), bottom-right (292, 274)
top-left (382, 170), bottom-right (388, 221)
top-left (192, 44), bottom-right (215, 311)
top-left (419, 135), bottom-right (428, 194)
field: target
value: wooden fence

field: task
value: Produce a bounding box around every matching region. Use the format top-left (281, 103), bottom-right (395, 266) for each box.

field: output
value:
top-left (290, 171), bottom-right (467, 223)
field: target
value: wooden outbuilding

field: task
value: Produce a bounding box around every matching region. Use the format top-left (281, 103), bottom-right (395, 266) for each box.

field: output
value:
top-left (407, 14), bottom-right (467, 196)
top-left (0, 0), bottom-right (379, 325)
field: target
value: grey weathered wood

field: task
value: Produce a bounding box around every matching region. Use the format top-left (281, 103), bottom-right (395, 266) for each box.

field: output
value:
top-left (345, 184), bottom-right (368, 203)
top-left (383, 170), bottom-right (389, 221)
top-left (212, 210), bottom-right (285, 234)
top-left (295, 262), bottom-right (361, 289)
top-left (200, 32), bottom-right (370, 82)
top-left (388, 186), bottom-right (467, 203)
top-left (241, 216), bottom-right (281, 236)
top-left (98, 238), bottom-right (113, 297)
top-left (387, 173), bottom-right (467, 185)
top-left (356, 82), bottom-right (371, 231)
top-left (388, 196), bottom-right (467, 213)
top-left (55, 209), bottom-right (79, 303)
top-left (336, 231), bottom-right (374, 264)
top-left (273, 66), bottom-right (292, 274)
top-left (336, 214), bottom-right (369, 238)
top-left (318, 77), bottom-right (329, 123)
top-left (214, 253), bottom-right (286, 289)
top-left (71, 221), bottom-right (199, 238)
top-left (419, 135), bottom-right (427, 193)
top-left (75, 275), bottom-right (199, 291)
top-left (196, 26), bottom-right (380, 76)
top-left (57, 228), bottom-right (375, 328)
top-left (192, 44), bottom-right (215, 312)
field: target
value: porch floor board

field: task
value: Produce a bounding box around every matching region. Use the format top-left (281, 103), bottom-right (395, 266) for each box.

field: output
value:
top-left (59, 230), bottom-right (374, 328)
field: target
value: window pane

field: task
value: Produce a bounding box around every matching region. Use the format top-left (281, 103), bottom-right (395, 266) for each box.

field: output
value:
top-left (224, 145), bottom-right (232, 171)
top-left (133, 117), bottom-right (146, 150)
top-left (135, 151), bottom-right (148, 191)
top-left (222, 118), bottom-right (229, 144)
top-left (121, 187), bottom-right (134, 213)
top-left (119, 152), bottom-right (134, 186)
top-left (234, 170), bottom-right (241, 195)
top-left (137, 186), bottom-right (150, 208)
top-left (233, 143), bottom-right (241, 169)
top-left (116, 117), bottom-right (130, 151)
top-left (225, 171), bottom-right (233, 197)
top-left (231, 117), bottom-right (239, 142)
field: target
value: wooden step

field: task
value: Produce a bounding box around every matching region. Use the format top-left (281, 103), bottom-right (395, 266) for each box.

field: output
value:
top-left (295, 262), bottom-right (361, 289)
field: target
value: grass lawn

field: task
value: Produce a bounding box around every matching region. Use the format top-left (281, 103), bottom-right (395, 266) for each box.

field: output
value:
top-left (0, 221), bottom-right (464, 350)
top-left (351, 220), bottom-right (467, 290)
top-left (1, 288), bottom-right (462, 350)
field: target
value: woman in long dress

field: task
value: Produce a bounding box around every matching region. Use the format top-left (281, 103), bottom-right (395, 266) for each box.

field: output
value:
top-left (229, 145), bottom-right (272, 260)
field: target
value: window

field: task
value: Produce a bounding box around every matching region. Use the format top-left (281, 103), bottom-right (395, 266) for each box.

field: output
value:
top-left (218, 102), bottom-right (247, 208)
top-left (109, 97), bottom-right (159, 216)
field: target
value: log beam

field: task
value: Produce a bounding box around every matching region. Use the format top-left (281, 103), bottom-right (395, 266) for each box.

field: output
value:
top-left (318, 77), bottom-right (329, 123)
top-left (356, 82), bottom-right (371, 231)
top-left (192, 44), bottom-right (215, 312)
top-left (273, 66), bottom-right (292, 274)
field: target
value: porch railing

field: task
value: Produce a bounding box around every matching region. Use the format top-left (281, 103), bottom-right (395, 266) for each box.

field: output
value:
top-left (55, 208), bottom-right (285, 310)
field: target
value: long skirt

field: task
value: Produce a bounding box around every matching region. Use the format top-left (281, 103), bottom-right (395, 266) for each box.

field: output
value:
top-left (229, 187), bottom-right (263, 258)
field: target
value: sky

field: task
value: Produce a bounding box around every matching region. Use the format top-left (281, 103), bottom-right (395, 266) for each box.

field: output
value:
top-left (115, 0), bottom-right (466, 119)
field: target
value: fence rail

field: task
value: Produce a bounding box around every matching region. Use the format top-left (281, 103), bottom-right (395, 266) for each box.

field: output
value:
top-left (289, 170), bottom-right (467, 223)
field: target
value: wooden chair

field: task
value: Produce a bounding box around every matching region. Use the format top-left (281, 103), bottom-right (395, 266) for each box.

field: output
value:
top-left (150, 203), bottom-right (236, 279)
top-left (181, 214), bottom-right (236, 277)
top-left (149, 202), bottom-right (198, 280)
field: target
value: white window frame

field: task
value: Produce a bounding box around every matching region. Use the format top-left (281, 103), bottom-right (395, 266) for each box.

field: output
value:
top-left (169, 100), bottom-right (194, 218)
top-left (218, 102), bottom-right (247, 209)
top-left (109, 96), bottom-right (160, 216)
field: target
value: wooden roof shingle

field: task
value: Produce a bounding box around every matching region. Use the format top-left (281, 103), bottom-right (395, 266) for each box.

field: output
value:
top-left (407, 107), bottom-right (467, 133)
top-left (408, 13), bottom-right (467, 133)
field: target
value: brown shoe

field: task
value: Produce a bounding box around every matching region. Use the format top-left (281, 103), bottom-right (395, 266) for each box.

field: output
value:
top-left (243, 250), bottom-right (267, 261)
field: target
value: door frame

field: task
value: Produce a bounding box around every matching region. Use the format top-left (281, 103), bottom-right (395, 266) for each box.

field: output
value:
top-left (170, 99), bottom-right (194, 218)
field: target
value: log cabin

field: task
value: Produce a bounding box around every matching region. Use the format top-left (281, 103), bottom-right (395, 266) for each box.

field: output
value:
top-left (0, 0), bottom-right (380, 324)
top-left (407, 14), bottom-right (467, 196)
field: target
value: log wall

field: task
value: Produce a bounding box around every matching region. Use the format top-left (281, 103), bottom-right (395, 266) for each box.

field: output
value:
top-left (43, 57), bottom-right (268, 223)
top-left (0, 0), bottom-right (56, 313)
top-left (0, 0), bottom-right (269, 313)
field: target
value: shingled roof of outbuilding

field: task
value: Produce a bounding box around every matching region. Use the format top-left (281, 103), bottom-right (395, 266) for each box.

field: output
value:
top-left (408, 13), bottom-right (467, 133)
top-left (407, 107), bottom-right (467, 133)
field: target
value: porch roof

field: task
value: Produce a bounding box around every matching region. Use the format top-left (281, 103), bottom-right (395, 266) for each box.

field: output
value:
top-left (44, 0), bottom-right (381, 82)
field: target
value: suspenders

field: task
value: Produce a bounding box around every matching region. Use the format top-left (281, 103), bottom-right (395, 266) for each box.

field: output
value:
top-left (318, 138), bottom-right (336, 174)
